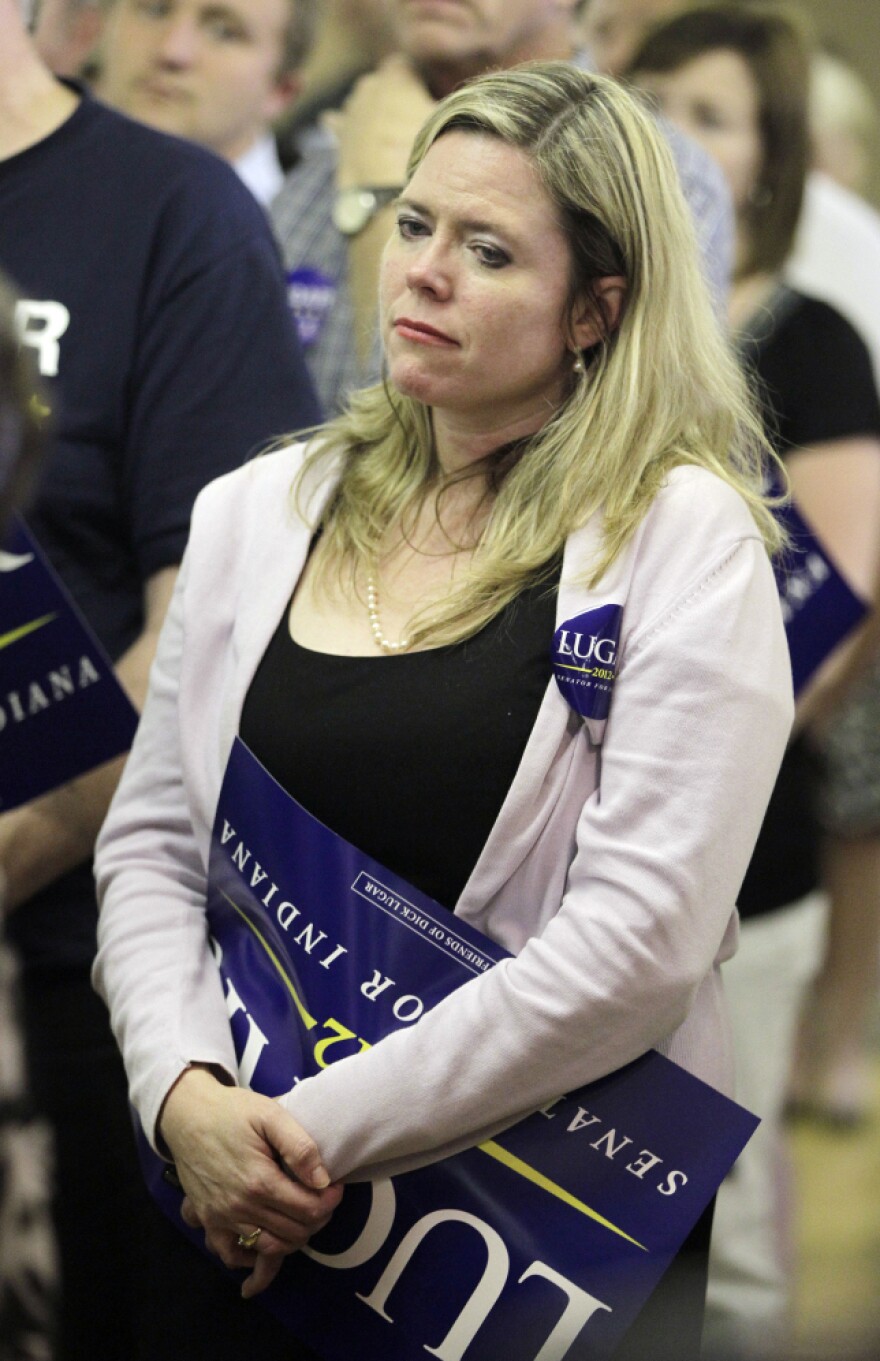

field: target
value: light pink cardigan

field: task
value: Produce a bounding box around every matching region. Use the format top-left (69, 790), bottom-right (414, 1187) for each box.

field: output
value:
top-left (93, 448), bottom-right (793, 1181)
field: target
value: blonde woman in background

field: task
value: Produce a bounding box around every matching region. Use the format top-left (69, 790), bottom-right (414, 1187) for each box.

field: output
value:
top-left (800, 50), bottom-right (880, 1128)
top-left (810, 49), bottom-right (879, 201)
top-left (93, 63), bottom-right (792, 1360)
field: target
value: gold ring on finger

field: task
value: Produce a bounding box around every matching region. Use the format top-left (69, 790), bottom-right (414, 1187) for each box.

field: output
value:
top-left (236, 1227), bottom-right (262, 1251)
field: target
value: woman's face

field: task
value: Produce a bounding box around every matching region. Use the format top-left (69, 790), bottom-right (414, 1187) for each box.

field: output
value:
top-left (380, 131), bottom-right (591, 440)
top-left (635, 48), bottom-right (763, 216)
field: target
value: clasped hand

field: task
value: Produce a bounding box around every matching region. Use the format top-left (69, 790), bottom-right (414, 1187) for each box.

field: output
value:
top-left (159, 1067), bottom-right (343, 1297)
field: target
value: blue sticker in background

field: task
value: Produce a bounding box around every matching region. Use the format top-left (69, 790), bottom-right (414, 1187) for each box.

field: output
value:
top-left (552, 603), bottom-right (623, 720)
top-left (286, 266), bottom-right (337, 349)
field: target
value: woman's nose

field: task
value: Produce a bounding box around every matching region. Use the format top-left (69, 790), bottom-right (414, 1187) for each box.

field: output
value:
top-left (405, 242), bottom-right (453, 299)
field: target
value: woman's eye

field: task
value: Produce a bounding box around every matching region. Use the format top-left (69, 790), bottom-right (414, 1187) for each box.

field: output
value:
top-left (397, 216), bottom-right (430, 240)
top-left (472, 243), bottom-right (510, 270)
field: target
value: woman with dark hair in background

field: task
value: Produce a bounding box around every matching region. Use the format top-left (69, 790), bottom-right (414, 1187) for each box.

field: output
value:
top-left (628, 9), bottom-right (880, 1357)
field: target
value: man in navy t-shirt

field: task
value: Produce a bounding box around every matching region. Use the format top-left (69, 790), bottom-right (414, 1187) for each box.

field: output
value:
top-left (0, 1), bottom-right (320, 1355)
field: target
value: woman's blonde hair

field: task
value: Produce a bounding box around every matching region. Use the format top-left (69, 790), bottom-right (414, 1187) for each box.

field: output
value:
top-left (298, 60), bottom-right (782, 647)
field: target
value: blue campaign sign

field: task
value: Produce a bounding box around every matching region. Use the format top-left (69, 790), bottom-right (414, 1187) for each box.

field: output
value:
top-left (139, 738), bottom-right (759, 1361)
top-left (773, 494), bottom-right (867, 697)
top-left (0, 516), bottom-right (138, 811)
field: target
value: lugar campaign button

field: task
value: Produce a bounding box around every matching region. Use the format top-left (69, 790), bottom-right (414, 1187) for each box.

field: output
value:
top-left (552, 603), bottom-right (623, 721)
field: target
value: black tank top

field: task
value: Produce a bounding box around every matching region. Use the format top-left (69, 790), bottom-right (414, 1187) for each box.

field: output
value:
top-left (240, 576), bottom-right (559, 911)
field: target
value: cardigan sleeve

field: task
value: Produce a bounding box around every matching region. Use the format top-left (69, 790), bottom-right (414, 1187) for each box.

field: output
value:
top-left (92, 549), bottom-right (239, 1144)
top-left (93, 444), bottom-right (322, 1150)
top-left (279, 532), bottom-right (793, 1181)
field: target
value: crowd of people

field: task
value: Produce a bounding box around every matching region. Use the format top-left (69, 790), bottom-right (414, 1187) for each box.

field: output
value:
top-left (2, 1), bottom-right (879, 1359)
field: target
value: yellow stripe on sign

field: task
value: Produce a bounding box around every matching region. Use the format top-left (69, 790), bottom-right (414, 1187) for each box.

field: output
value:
top-left (555, 663), bottom-right (604, 676)
top-left (220, 889), bottom-right (319, 1032)
top-left (0, 613), bottom-right (57, 652)
top-left (221, 888), bottom-right (643, 1251)
top-left (478, 1140), bottom-right (648, 1251)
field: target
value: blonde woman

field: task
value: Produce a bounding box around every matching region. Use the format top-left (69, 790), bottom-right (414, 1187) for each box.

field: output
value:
top-left (93, 63), bottom-right (792, 1360)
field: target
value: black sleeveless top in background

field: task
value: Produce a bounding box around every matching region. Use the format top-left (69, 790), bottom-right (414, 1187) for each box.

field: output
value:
top-left (736, 288), bottom-right (880, 918)
top-left (239, 574), bottom-right (559, 911)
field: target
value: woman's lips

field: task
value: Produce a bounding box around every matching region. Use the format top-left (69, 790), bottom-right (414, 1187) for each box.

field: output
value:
top-left (393, 318), bottom-right (459, 346)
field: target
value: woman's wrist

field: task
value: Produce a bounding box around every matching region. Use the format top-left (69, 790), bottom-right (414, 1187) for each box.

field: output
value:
top-left (157, 1062), bottom-right (233, 1155)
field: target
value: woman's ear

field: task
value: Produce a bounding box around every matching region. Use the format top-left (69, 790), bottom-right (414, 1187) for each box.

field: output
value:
top-left (571, 275), bottom-right (628, 349)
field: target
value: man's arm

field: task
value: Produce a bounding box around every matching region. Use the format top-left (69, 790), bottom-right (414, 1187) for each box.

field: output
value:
top-left (332, 56), bottom-right (436, 368)
top-left (0, 565), bottom-right (178, 910)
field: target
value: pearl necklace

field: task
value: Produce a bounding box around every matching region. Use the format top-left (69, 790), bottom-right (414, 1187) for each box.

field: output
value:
top-left (366, 573), bottom-right (411, 653)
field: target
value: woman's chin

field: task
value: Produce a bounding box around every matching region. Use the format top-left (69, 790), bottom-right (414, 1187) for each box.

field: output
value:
top-left (387, 361), bottom-right (445, 407)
